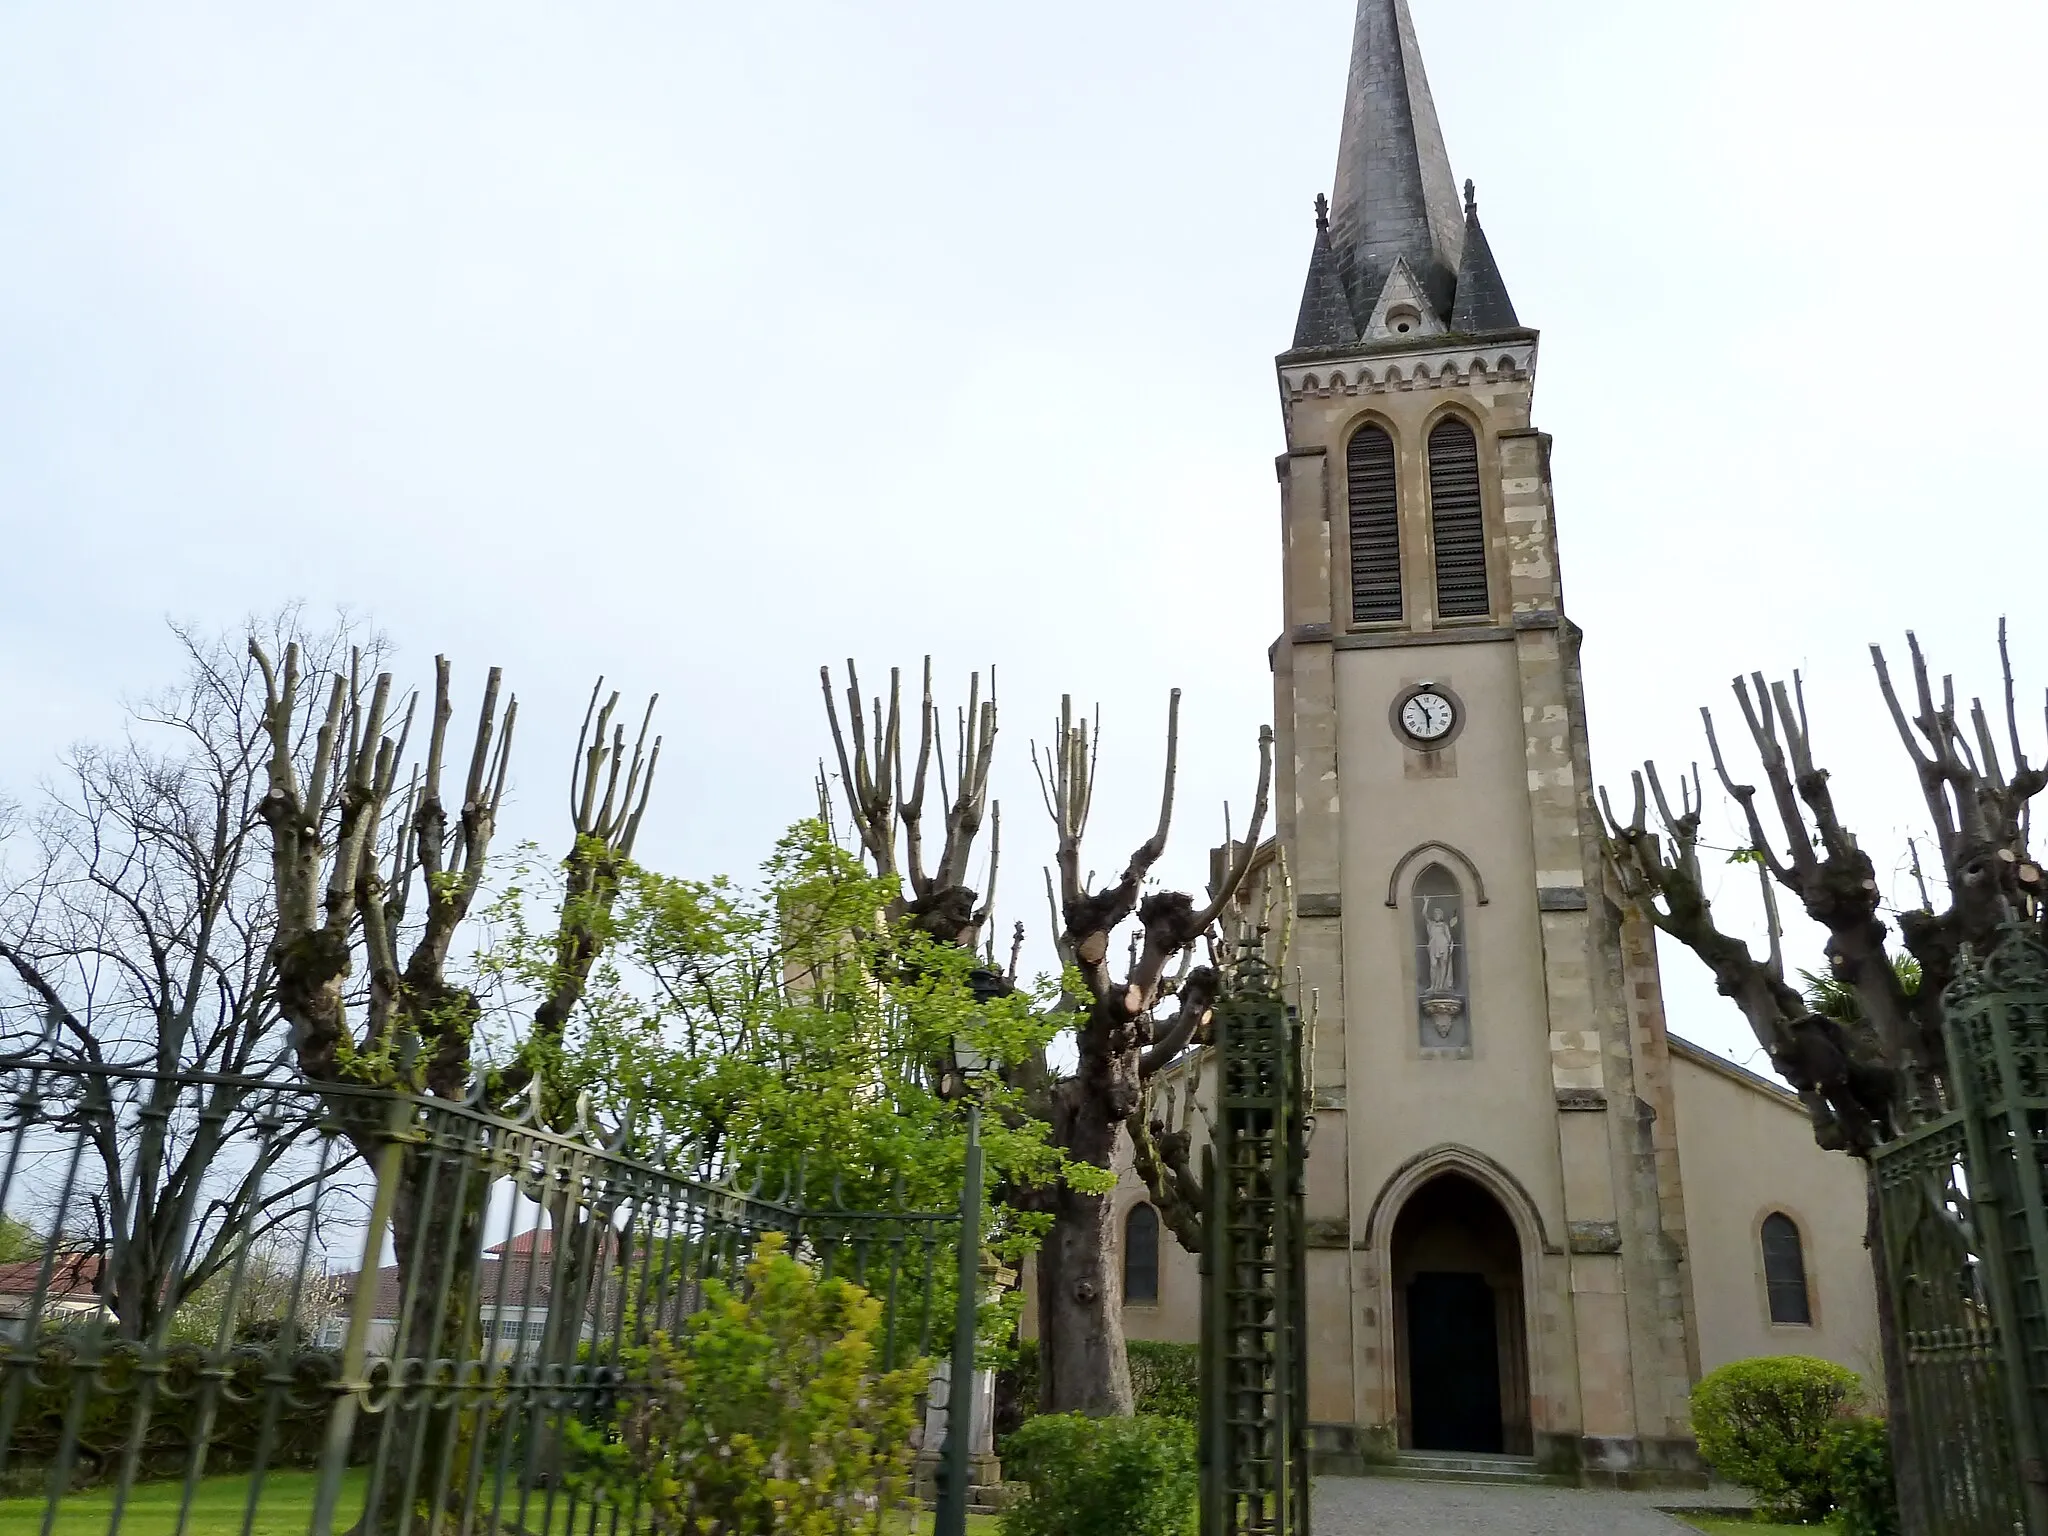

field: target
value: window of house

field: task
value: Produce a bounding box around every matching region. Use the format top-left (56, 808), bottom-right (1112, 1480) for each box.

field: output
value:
top-left (1348, 423), bottom-right (1401, 623)
top-left (1426, 417), bottom-right (1488, 618)
top-left (1123, 1203), bottom-right (1160, 1305)
top-left (1761, 1212), bottom-right (1812, 1325)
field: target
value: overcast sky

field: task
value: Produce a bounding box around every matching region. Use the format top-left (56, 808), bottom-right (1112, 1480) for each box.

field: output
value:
top-left (2, 0), bottom-right (2043, 1076)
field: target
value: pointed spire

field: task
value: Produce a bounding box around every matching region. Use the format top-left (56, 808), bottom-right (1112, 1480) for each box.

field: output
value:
top-left (1327, 0), bottom-right (1465, 322)
top-left (1293, 194), bottom-right (1360, 350)
top-left (1449, 179), bottom-right (1519, 333)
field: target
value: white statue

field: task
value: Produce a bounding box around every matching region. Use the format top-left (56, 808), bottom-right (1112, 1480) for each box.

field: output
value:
top-left (1424, 901), bottom-right (1458, 993)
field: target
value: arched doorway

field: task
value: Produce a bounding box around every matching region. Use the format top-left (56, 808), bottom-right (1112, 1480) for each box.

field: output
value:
top-left (1389, 1171), bottom-right (1531, 1455)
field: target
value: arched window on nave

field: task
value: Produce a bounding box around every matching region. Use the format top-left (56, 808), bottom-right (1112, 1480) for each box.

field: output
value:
top-left (1123, 1202), bottom-right (1160, 1305)
top-left (1761, 1211), bottom-right (1812, 1325)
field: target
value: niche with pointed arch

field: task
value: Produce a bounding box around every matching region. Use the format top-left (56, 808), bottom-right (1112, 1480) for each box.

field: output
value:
top-left (1412, 862), bottom-right (1470, 1052)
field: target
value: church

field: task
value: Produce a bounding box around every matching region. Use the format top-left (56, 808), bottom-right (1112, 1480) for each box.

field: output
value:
top-left (1050, 0), bottom-right (1879, 1485)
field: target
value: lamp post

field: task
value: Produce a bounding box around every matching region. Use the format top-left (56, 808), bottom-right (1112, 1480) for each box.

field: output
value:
top-left (934, 973), bottom-right (1001, 1536)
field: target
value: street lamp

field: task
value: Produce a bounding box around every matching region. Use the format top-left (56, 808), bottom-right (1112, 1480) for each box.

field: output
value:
top-left (934, 968), bottom-right (1004, 1536)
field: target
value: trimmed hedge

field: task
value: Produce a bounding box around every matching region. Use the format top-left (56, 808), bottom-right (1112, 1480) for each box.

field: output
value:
top-left (1000, 1413), bottom-right (1195, 1536)
top-left (1689, 1355), bottom-right (1863, 1523)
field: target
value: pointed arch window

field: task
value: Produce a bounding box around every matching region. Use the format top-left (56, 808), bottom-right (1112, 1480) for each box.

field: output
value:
top-left (1123, 1203), bottom-right (1160, 1305)
top-left (1761, 1213), bottom-right (1811, 1325)
top-left (1347, 423), bottom-right (1401, 623)
top-left (1427, 417), bottom-right (1489, 618)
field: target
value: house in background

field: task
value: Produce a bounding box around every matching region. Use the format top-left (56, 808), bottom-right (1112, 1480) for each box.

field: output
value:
top-left (325, 1227), bottom-right (601, 1359)
top-left (0, 1252), bottom-right (106, 1338)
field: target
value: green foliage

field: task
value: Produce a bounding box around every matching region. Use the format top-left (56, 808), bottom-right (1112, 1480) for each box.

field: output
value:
top-left (1126, 1342), bottom-right (1200, 1424)
top-left (0, 1213), bottom-right (38, 1263)
top-left (999, 1340), bottom-right (1199, 1445)
top-left (1799, 955), bottom-right (1921, 1027)
top-left (999, 1413), bottom-right (1196, 1536)
top-left (479, 819), bottom-right (1090, 1355)
top-left (568, 1234), bottom-right (924, 1535)
top-left (1689, 1355), bottom-right (1862, 1523)
top-left (1826, 1415), bottom-right (1899, 1536)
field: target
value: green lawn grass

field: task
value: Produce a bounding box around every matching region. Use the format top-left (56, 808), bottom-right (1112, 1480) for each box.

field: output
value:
top-left (0, 1471), bottom-right (359, 1536)
top-left (0, 1471), bottom-right (1002, 1535)
top-left (1681, 1521), bottom-right (1816, 1535)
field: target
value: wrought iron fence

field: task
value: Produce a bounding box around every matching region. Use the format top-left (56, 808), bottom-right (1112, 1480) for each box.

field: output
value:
top-left (0, 1053), bottom-right (968, 1535)
top-left (1873, 921), bottom-right (2048, 1535)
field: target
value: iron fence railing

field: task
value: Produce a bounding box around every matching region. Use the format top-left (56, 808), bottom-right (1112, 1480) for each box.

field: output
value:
top-left (0, 1053), bottom-right (969, 1535)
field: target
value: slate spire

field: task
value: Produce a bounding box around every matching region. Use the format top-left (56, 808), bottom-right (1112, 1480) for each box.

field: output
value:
top-left (1326, 0), bottom-right (1466, 324)
top-left (1448, 180), bottom-right (1519, 333)
top-left (1293, 194), bottom-right (1361, 350)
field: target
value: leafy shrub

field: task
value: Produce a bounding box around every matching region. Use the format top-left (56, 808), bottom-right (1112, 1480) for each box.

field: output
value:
top-left (570, 1233), bottom-right (924, 1534)
top-left (1128, 1342), bottom-right (1200, 1424)
top-left (1689, 1355), bottom-right (1861, 1522)
top-left (1001, 1413), bottom-right (1196, 1536)
top-left (1826, 1414), bottom-right (1899, 1536)
top-left (997, 1339), bottom-right (1200, 1450)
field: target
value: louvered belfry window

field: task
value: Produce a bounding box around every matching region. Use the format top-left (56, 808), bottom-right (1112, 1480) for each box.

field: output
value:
top-left (1347, 423), bottom-right (1402, 624)
top-left (1427, 417), bottom-right (1489, 618)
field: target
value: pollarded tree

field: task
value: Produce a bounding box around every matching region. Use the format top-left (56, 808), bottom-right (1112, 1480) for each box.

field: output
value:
top-left (1028, 691), bottom-right (1271, 1416)
top-left (1599, 622), bottom-right (2045, 1534)
top-left (819, 663), bottom-right (1272, 1416)
top-left (819, 658), bottom-right (1001, 950)
top-left (247, 640), bottom-right (658, 1520)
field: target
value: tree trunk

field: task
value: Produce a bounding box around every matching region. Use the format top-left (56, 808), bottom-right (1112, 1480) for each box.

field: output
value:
top-left (1036, 1072), bottom-right (1136, 1419)
top-left (1037, 1180), bottom-right (1133, 1419)
top-left (354, 1157), bottom-right (489, 1535)
top-left (1866, 1169), bottom-right (1928, 1536)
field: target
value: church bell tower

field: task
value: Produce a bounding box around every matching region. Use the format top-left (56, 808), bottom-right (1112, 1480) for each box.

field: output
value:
top-left (1274, 0), bottom-right (1702, 1479)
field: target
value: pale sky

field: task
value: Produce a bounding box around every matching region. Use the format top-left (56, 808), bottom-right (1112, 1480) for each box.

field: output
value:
top-left (3, 1), bottom-right (2043, 1075)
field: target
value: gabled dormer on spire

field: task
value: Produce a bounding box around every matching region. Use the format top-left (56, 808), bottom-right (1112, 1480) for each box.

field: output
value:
top-left (1362, 256), bottom-right (1446, 342)
top-left (1293, 195), bottom-right (1361, 350)
top-left (1448, 180), bottom-right (1519, 334)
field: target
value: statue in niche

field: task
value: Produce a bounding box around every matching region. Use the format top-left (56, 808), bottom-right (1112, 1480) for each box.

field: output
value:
top-left (1411, 863), bottom-right (1469, 1048)
top-left (1424, 902), bottom-right (1458, 993)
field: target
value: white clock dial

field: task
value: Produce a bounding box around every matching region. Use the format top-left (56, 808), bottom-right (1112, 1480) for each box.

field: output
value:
top-left (1400, 691), bottom-right (1455, 742)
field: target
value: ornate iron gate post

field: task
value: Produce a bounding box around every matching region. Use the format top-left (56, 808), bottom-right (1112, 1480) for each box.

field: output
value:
top-left (1200, 956), bottom-right (1311, 1536)
top-left (1875, 921), bottom-right (2048, 1534)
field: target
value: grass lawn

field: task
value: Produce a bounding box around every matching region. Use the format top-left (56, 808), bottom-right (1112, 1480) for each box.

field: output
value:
top-left (1680, 1521), bottom-right (1817, 1535)
top-left (0, 1471), bottom-right (361, 1536)
top-left (0, 1471), bottom-right (1003, 1535)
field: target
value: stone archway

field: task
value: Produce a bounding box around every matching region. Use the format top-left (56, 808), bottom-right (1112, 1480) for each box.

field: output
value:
top-left (1389, 1171), bottom-right (1532, 1455)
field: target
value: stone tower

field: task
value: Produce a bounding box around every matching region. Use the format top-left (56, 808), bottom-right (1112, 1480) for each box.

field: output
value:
top-left (1272, 0), bottom-right (1702, 1480)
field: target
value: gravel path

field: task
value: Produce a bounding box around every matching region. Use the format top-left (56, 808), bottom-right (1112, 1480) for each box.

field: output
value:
top-left (1312, 1476), bottom-right (1749, 1534)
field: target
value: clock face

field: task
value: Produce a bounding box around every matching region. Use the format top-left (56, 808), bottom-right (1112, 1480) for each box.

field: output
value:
top-left (1399, 690), bottom-right (1456, 743)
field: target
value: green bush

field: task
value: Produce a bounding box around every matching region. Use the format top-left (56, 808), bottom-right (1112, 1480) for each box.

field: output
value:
top-left (1826, 1414), bottom-right (1899, 1536)
top-left (1128, 1342), bottom-right (1200, 1424)
top-left (997, 1340), bottom-right (1200, 1450)
top-left (1001, 1413), bottom-right (1196, 1536)
top-left (569, 1233), bottom-right (925, 1535)
top-left (1689, 1355), bottom-right (1862, 1523)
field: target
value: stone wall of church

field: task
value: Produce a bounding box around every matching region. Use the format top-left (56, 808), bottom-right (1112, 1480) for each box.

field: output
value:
top-left (1667, 1041), bottom-right (1883, 1388)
